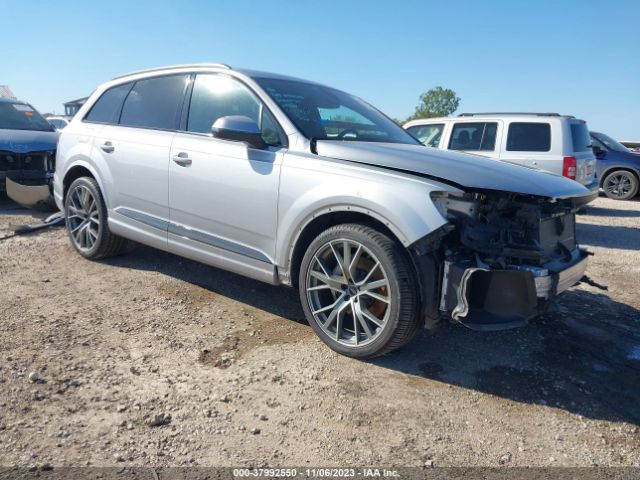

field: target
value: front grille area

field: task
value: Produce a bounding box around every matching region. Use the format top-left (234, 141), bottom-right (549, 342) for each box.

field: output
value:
top-left (539, 213), bottom-right (577, 256)
top-left (0, 150), bottom-right (54, 172)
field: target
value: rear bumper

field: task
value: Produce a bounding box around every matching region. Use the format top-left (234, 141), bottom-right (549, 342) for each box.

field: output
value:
top-left (440, 248), bottom-right (589, 330)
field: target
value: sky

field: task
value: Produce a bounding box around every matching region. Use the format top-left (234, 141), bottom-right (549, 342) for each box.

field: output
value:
top-left (2, 0), bottom-right (639, 139)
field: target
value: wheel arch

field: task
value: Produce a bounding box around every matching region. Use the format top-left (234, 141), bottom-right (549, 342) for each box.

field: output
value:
top-left (62, 161), bottom-right (105, 204)
top-left (599, 165), bottom-right (640, 187)
top-left (285, 207), bottom-right (409, 288)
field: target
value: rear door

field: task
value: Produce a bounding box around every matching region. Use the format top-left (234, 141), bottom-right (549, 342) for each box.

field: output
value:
top-left (568, 120), bottom-right (596, 186)
top-left (93, 74), bottom-right (189, 249)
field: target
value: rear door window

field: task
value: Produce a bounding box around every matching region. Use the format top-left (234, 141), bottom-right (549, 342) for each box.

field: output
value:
top-left (449, 122), bottom-right (497, 151)
top-left (84, 83), bottom-right (133, 124)
top-left (119, 75), bottom-right (188, 130)
top-left (506, 122), bottom-right (551, 152)
top-left (406, 124), bottom-right (444, 147)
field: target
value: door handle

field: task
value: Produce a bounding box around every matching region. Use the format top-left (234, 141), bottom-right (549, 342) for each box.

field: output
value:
top-left (100, 141), bottom-right (115, 153)
top-left (172, 152), bottom-right (192, 167)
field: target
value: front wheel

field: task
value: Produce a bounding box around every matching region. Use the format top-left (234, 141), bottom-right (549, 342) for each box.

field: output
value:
top-left (64, 177), bottom-right (128, 259)
top-left (298, 224), bottom-right (421, 358)
top-left (602, 170), bottom-right (639, 200)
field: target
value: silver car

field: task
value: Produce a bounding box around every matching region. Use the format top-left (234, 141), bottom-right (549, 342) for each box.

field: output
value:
top-left (54, 64), bottom-right (596, 358)
top-left (403, 113), bottom-right (598, 189)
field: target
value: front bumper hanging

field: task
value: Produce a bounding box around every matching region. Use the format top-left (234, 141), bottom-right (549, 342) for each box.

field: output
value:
top-left (4, 176), bottom-right (55, 210)
top-left (440, 249), bottom-right (589, 330)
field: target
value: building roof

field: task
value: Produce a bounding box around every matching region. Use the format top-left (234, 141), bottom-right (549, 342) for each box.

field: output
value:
top-left (0, 85), bottom-right (17, 99)
top-left (64, 97), bottom-right (88, 106)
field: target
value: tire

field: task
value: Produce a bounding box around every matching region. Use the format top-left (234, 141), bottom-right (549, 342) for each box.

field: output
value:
top-left (64, 177), bottom-right (128, 259)
top-left (298, 223), bottom-right (421, 358)
top-left (602, 170), bottom-right (639, 200)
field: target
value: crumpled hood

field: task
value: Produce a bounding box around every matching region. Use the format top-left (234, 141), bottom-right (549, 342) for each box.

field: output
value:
top-left (315, 141), bottom-right (592, 199)
top-left (0, 129), bottom-right (58, 153)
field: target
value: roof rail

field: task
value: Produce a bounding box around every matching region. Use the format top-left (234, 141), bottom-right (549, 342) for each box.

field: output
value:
top-left (457, 112), bottom-right (566, 117)
top-left (112, 63), bottom-right (231, 80)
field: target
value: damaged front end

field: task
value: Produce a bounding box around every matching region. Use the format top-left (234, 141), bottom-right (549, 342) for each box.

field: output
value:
top-left (1, 150), bottom-right (56, 209)
top-left (416, 190), bottom-right (591, 330)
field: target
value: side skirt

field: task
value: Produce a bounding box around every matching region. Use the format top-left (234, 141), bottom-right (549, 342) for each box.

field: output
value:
top-left (109, 207), bottom-right (278, 285)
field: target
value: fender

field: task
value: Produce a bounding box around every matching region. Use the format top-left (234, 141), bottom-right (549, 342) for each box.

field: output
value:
top-left (56, 130), bottom-right (117, 213)
top-left (280, 203), bottom-right (411, 273)
top-left (274, 155), bottom-right (456, 271)
top-left (59, 158), bottom-right (109, 203)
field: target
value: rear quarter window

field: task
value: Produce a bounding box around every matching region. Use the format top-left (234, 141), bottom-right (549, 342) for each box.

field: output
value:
top-left (570, 123), bottom-right (592, 152)
top-left (506, 122), bottom-right (551, 152)
top-left (84, 83), bottom-right (133, 124)
top-left (119, 75), bottom-right (188, 130)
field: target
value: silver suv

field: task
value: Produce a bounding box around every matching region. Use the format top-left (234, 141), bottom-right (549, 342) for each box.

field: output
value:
top-left (54, 64), bottom-right (596, 358)
top-left (404, 113), bottom-right (598, 189)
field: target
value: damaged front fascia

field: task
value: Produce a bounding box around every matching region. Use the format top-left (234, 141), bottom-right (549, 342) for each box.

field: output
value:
top-left (6, 177), bottom-right (54, 210)
top-left (430, 190), bottom-right (584, 266)
top-left (442, 260), bottom-right (541, 330)
top-left (409, 224), bottom-right (452, 329)
top-left (2, 148), bottom-right (56, 209)
top-left (411, 189), bottom-right (591, 330)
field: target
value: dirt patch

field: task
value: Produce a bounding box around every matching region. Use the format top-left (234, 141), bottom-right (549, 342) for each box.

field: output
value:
top-left (155, 282), bottom-right (313, 369)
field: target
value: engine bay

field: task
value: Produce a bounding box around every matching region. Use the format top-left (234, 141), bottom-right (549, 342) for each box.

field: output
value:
top-left (431, 191), bottom-right (585, 267)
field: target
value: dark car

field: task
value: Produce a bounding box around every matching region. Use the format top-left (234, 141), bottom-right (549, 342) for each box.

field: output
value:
top-left (591, 131), bottom-right (640, 200)
top-left (0, 97), bottom-right (57, 207)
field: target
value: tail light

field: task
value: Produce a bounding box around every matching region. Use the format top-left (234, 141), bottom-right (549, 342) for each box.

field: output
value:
top-left (563, 156), bottom-right (577, 180)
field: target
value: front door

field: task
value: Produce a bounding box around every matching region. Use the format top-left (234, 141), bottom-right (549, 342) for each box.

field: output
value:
top-left (168, 73), bottom-right (285, 278)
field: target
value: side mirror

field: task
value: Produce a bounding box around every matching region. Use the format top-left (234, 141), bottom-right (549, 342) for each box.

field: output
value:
top-left (211, 115), bottom-right (266, 149)
top-left (592, 145), bottom-right (606, 157)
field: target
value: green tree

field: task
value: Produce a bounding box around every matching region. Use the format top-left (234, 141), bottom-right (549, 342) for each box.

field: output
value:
top-left (406, 86), bottom-right (460, 122)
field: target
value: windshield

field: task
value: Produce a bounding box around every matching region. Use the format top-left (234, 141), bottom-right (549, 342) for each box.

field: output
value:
top-left (592, 132), bottom-right (632, 153)
top-left (0, 102), bottom-right (54, 132)
top-left (255, 78), bottom-right (419, 144)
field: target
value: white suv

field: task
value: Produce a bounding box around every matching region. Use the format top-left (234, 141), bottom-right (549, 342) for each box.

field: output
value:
top-left (54, 66), bottom-right (595, 358)
top-left (404, 113), bottom-right (598, 189)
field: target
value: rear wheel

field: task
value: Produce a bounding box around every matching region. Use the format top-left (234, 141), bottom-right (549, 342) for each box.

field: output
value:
top-left (602, 170), bottom-right (639, 200)
top-left (299, 224), bottom-right (421, 358)
top-left (64, 177), bottom-right (128, 259)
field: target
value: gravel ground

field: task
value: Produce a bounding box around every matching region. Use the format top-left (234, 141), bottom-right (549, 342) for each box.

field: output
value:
top-left (0, 193), bottom-right (638, 469)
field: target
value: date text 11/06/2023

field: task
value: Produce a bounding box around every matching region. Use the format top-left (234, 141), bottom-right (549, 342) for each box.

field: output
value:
top-left (232, 468), bottom-right (401, 478)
